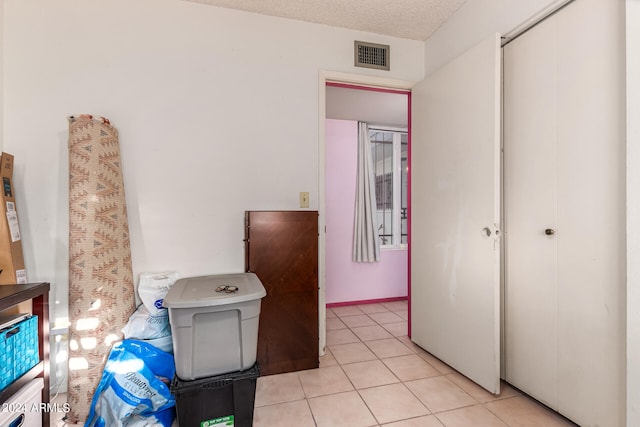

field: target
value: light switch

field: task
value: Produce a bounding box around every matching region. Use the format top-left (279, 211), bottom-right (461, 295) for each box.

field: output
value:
top-left (299, 192), bottom-right (309, 208)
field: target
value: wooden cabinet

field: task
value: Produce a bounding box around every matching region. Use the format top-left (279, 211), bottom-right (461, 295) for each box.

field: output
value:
top-left (245, 211), bottom-right (319, 376)
top-left (0, 282), bottom-right (50, 426)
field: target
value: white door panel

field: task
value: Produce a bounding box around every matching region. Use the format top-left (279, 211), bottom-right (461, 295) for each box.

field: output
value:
top-left (555, 0), bottom-right (625, 424)
top-left (411, 33), bottom-right (501, 394)
top-left (503, 14), bottom-right (559, 409)
top-left (504, 0), bottom-right (625, 425)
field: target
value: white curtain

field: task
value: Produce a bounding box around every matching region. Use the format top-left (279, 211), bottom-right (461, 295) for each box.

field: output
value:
top-left (353, 122), bottom-right (381, 262)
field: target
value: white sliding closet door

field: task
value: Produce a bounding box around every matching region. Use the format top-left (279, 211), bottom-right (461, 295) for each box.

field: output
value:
top-left (503, 14), bottom-right (559, 410)
top-left (411, 34), bottom-right (501, 394)
top-left (504, 0), bottom-right (625, 425)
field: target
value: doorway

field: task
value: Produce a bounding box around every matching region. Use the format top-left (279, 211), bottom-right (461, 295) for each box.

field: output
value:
top-left (317, 72), bottom-right (414, 353)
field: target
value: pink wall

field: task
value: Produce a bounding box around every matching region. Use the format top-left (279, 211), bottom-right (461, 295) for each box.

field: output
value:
top-left (325, 119), bottom-right (408, 304)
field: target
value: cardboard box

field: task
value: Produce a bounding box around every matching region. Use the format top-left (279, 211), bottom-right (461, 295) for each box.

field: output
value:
top-left (0, 153), bottom-right (26, 286)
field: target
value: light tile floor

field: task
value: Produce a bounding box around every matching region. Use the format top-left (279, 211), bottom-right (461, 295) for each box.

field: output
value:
top-left (253, 300), bottom-right (578, 427)
top-left (50, 300), bottom-right (578, 426)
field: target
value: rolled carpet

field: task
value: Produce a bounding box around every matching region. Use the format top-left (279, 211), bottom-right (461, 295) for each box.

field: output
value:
top-left (66, 115), bottom-right (135, 423)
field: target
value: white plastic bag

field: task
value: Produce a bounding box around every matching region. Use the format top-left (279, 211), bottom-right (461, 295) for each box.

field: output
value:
top-left (137, 272), bottom-right (179, 316)
top-left (121, 305), bottom-right (171, 340)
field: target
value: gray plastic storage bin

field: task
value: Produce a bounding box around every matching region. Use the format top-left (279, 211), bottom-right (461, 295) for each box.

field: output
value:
top-left (163, 273), bottom-right (266, 380)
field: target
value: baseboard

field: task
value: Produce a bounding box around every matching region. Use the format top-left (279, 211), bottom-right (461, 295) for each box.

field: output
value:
top-left (326, 296), bottom-right (407, 309)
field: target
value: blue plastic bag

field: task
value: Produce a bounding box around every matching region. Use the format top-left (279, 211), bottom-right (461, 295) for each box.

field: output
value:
top-left (85, 340), bottom-right (176, 427)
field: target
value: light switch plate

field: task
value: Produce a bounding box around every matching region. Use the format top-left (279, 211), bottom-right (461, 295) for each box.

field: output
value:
top-left (300, 192), bottom-right (309, 208)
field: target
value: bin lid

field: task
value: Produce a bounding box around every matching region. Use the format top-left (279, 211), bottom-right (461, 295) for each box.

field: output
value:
top-left (0, 313), bottom-right (29, 330)
top-left (163, 273), bottom-right (266, 308)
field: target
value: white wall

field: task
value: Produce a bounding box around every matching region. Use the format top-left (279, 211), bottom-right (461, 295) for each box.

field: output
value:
top-left (424, 0), bottom-right (566, 74)
top-left (627, 1), bottom-right (640, 424)
top-left (2, 0), bottom-right (424, 327)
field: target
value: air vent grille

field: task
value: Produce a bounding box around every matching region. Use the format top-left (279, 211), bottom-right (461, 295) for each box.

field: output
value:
top-left (354, 41), bottom-right (390, 71)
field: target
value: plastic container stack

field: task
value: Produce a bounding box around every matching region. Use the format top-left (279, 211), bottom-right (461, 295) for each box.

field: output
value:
top-left (163, 272), bottom-right (266, 427)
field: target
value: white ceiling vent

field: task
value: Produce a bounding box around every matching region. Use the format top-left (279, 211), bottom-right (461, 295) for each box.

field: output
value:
top-left (354, 41), bottom-right (390, 71)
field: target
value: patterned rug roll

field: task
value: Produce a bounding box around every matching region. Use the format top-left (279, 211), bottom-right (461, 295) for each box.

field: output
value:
top-left (67, 115), bottom-right (135, 423)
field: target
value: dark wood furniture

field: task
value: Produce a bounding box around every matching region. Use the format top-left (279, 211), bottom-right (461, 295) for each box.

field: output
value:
top-left (0, 282), bottom-right (50, 426)
top-left (245, 211), bottom-right (319, 376)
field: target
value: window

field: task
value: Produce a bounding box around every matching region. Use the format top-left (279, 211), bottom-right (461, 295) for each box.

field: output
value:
top-left (369, 127), bottom-right (408, 247)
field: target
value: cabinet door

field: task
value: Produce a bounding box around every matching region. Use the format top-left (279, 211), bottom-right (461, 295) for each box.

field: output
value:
top-left (245, 211), bottom-right (319, 376)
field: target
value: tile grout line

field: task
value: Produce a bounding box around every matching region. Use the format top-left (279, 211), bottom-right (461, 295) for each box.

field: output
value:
top-left (341, 304), bottom-right (448, 426)
top-left (334, 304), bottom-right (423, 426)
top-left (350, 306), bottom-right (413, 427)
top-left (260, 301), bottom-right (577, 427)
top-left (340, 303), bottom-right (506, 426)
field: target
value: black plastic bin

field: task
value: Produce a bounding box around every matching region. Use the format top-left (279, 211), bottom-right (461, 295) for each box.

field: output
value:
top-left (170, 363), bottom-right (259, 427)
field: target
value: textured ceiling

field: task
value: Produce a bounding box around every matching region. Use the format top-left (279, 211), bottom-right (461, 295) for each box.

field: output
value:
top-left (182, 0), bottom-right (467, 41)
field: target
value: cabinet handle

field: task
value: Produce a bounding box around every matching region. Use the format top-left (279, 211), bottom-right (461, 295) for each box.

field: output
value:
top-left (545, 228), bottom-right (555, 236)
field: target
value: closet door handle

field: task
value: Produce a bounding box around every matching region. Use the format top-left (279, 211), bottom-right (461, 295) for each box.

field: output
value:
top-left (545, 228), bottom-right (555, 236)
